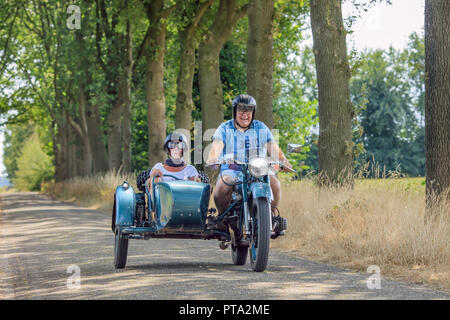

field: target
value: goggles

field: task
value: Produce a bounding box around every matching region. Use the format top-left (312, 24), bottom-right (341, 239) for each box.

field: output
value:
top-left (236, 104), bottom-right (255, 113)
top-left (167, 141), bottom-right (185, 149)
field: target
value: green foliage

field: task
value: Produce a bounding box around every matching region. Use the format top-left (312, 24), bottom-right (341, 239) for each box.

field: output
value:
top-left (12, 131), bottom-right (54, 191)
top-left (350, 34), bottom-right (425, 177)
top-left (0, 0), bottom-right (426, 184)
top-left (220, 39), bottom-right (248, 117)
top-left (130, 83), bottom-right (149, 173)
top-left (2, 122), bottom-right (34, 178)
top-left (271, 2), bottom-right (317, 172)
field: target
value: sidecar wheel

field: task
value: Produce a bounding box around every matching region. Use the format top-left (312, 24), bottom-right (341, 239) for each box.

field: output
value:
top-left (249, 198), bottom-right (271, 272)
top-left (114, 229), bottom-right (129, 269)
top-left (231, 244), bottom-right (248, 265)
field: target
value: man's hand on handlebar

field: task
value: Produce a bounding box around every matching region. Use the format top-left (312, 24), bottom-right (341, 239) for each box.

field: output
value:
top-left (281, 158), bottom-right (294, 172)
top-left (282, 158), bottom-right (292, 172)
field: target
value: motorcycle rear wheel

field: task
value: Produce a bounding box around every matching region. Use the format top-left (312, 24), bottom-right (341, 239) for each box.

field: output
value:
top-left (249, 197), bottom-right (271, 272)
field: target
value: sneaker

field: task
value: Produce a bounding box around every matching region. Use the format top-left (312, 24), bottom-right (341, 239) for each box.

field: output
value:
top-left (271, 206), bottom-right (287, 238)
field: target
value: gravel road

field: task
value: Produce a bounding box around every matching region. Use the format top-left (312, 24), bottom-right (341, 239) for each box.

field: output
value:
top-left (0, 192), bottom-right (448, 300)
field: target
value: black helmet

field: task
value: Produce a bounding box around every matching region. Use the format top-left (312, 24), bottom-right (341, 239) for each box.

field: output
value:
top-left (163, 132), bottom-right (188, 155)
top-left (232, 94), bottom-right (257, 127)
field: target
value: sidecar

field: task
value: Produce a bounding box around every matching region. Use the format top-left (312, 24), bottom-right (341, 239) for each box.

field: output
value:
top-left (112, 179), bottom-right (227, 269)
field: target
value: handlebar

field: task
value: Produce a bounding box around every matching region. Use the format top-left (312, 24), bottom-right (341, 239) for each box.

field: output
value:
top-left (153, 174), bottom-right (182, 181)
top-left (142, 174), bottom-right (184, 194)
top-left (205, 159), bottom-right (298, 174)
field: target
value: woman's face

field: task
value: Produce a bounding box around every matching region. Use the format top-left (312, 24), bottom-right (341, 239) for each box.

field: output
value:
top-left (169, 147), bottom-right (182, 159)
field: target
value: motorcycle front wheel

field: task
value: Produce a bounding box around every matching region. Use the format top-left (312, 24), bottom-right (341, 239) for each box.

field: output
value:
top-left (249, 197), bottom-right (271, 272)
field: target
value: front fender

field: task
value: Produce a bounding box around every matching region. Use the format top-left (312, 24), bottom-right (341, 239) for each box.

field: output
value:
top-left (114, 184), bottom-right (136, 230)
top-left (250, 182), bottom-right (273, 201)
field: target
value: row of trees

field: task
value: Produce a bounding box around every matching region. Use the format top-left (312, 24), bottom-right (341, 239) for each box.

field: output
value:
top-left (309, 0), bottom-right (449, 208)
top-left (1, 0), bottom-right (310, 179)
top-left (303, 34), bottom-right (426, 178)
top-left (1, 0), bottom-right (448, 207)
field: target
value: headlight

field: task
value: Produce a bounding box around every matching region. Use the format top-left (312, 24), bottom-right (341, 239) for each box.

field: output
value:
top-left (249, 158), bottom-right (269, 178)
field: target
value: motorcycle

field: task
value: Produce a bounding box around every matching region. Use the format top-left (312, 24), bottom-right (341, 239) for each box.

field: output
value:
top-left (111, 144), bottom-right (301, 272)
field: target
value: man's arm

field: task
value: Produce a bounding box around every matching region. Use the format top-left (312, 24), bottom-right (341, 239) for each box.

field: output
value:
top-left (267, 141), bottom-right (292, 171)
top-left (206, 139), bottom-right (225, 165)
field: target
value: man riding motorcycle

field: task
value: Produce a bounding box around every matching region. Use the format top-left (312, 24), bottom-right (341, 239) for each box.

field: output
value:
top-left (206, 94), bottom-right (291, 235)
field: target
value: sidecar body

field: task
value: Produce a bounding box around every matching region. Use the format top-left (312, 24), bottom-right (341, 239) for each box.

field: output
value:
top-left (112, 180), bottom-right (226, 240)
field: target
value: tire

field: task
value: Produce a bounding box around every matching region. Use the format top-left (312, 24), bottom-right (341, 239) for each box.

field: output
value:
top-left (114, 229), bottom-right (129, 269)
top-left (111, 195), bottom-right (116, 233)
top-left (136, 169), bottom-right (152, 192)
top-left (231, 244), bottom-right (248, 265)
top-left (249, 198), bottom-right (271, 272)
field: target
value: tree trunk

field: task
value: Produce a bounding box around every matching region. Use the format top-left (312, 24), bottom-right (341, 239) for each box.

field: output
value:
top-left (145, 0), bottom-right (167, 169)
top-left (247, 0), bottom-right (274, 129)
top-left (176, 29), bottom-right (196, 132)
top-left (97, 0), bottom-right (130, 173)
top-left (310, 0), bottom-right (353, 186)
top-left (65, 92), bottom-right (93, 177)
top-left (78, 90), bottom-right (93, 176)
top-left (122, 21), bottom-right (133, 173)
top-left (68, 126), bottom-right (77, 179)
top-left (87, 103), bottom-right (109, 174)
top-left (53, 120), bottom-right (65, 182)
top-left (199, 0), bottom-right (248, 136)
top-left (199, 43), bottom-right (224, 134)
top-left (175, 0), bottom-right (213, 132)
top-left (425, 0), bottom-right (450, 209)
top-left (107, 87), bottom-right (123, 172)
top-left (106, 31), bottom-right (126, 173)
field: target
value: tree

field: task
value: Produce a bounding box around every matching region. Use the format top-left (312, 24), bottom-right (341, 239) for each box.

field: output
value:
top-left (96, 0), bottom-right (134, 172)
top-left (350, 48), bottom-right (424, 177)
top-left (0, 0), bottom-right (325, 183)
top-left (174, 0), bottom-right (214, 132)
top-left (3, 122), bottom-right (34, 179)
top-left (424, 0), bottom-right (450, 207)
top-left (12, 131), bottom-right (54, 191)
top-left (310, 0), bottom-right (354, 186)
top-left (198, 0), bottom-right (248, 136)
top-left (143, 0), bottom-right (175, 168)
top-left (247, 0), bottom-right (275, 128)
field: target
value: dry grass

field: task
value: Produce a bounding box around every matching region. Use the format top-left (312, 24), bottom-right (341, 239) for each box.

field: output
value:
top-left (42, 170), bottom-right (137, 214)
top-left (272, 176), bottom-right (449, 291)
top-left (42, 171), bottom-right (449, 291)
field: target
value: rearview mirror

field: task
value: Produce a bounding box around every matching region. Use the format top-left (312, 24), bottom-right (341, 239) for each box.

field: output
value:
top-left (287, 144), bottom-right (302, 153)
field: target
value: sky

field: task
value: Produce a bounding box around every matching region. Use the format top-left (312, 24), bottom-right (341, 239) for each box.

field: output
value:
top-left (0, 0), bottom-right (426, 178)
top-left (342, 0), bottom-right (425, 51)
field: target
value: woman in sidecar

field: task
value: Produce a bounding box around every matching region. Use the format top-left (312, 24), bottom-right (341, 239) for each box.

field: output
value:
top-left (141, 132), bottom-right (201, 191)
top-left (113, 132), bottom-right (214, 269)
